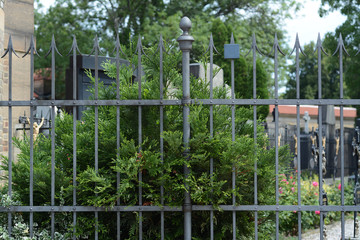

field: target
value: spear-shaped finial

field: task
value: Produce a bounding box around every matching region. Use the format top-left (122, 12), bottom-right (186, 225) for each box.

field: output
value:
top-left (112, 34), bottom-right (127, 57)
top-left (88, 35), bottom-right (103, 56)
top-left (2, 35), bottom-right (18, 58)
top-left (333, 33), bottom-right (350, 56)
top-left (230, 32), bottom-right (234, 44)
top-left (269, 33), bottom-right (285, 57)
top-left (67, 35), bottom-right (82, 56)
top-left (289, 33), bottom-right (305, 56)
top-left (134, 35), bottom-right (148, 57)
top-left (245, 33), bottom-right (264, 57)
top-left (45, 34), bottom-right (62, 58)
top-left (23, 35), bottom-right (39, 58)
top-left (314, 33), bottom-right (328, 55)
top-left (203, 33), bottom-right (219, 55)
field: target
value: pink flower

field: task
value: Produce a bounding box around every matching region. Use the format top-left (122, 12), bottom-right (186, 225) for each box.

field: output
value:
top-left (293, 210), bottom-right (297, 213)
top-left (279, 187), bottom-right (283, 194)
top-left (291, 187), bottom-right (295, 192)
top-left (312, 181), bottom-right (319, 187)
top-left (292, 182), bottom-right (296, 185)
top-left (286, 181), bottom-right (289, 185)
top-left (315, 211), bottom-right (320, 215)
top-left (315, 192), bottom-right (318, 196)
top-left (281, 178), bottom-right (287, 182)
top-left (290, 176), bottom-right (293, 179)
top-left (338, 184), bottom-right (341, 190)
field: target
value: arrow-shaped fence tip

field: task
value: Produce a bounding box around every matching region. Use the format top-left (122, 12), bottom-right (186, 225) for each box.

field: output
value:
top-left (333, 32), bottom-right (350, 56)
top-left (88, 35), bottom-right (103, 56)
top-left (45, 34), bottom-right (62, 57)
top-left (230, 32), bottom-right (234, 44)
top-left (3, 35), bottom-right (20, 58)
top-left (316, 33), bottom-right (322, 45)
top-left (209, 33), bottom-right (214, 47)
top-left (290, 33), bottom-right (305, 57)
top-left (67, 35), bottom-right (82, 56)
top-left (115, 34), bottom-right (121, 48)
top-left (314, 33), bottom-right (329, 55)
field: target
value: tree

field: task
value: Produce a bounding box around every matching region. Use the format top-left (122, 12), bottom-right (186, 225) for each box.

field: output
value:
top-left (35, 0), bottom-right (95, 99)
top-left (284, 41), bottom-right (341, 100)
top-left (34, 0), bottom-right (299, 100)
top-left (318, 0), bottom-right (360, 116)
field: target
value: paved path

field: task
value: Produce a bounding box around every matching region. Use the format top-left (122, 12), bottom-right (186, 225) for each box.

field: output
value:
top-left (301, 218), bottom-right (357, 240)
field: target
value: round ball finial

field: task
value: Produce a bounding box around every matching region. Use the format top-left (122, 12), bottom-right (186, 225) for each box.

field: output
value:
top-left (179, 16), bottom-right (191, 33)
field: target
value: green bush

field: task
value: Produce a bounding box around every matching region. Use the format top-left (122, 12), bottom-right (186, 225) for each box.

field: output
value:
top-left (1, 43), bottom-right (291, 239)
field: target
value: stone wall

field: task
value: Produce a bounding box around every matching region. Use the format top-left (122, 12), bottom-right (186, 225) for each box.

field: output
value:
top-left (0, 0), bottom-right (33, 161)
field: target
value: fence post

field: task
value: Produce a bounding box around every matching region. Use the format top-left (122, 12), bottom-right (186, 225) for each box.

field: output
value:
top-left (177, 16), bottom-right (194, 240)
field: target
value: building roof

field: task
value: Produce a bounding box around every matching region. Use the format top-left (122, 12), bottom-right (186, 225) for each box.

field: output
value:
top-left (269, 105), bottom-right (356, 118)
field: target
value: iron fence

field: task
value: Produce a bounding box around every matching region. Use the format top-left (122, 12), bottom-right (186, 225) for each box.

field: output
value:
top-left (0, 16), bottom-right (360, 239)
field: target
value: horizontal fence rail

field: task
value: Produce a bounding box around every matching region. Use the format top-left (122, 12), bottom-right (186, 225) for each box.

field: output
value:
top-left (1, 16), bottom-right (360, 240)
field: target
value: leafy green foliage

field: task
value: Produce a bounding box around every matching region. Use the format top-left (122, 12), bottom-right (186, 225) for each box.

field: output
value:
top-left (284, 41), bottom-right (342, 100)
top-left (1, 41), bottom-right (292, 239)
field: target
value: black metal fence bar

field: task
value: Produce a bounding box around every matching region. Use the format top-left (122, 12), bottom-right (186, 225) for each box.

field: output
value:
top-left (7, 44), bottom-right (12, 238)
top-left (273, 33), bottom-right (282, 240)
top-left (2, 204), bottom-right (359, 212)
top-left (2, 35), bottom-right (15, 238)
top-left (229, 34), bottom-right (236, 240)
top-left (177, 17), bottom-right (193, 240)
top-left (159, 35), bottom-right (165, 240)
top-left (29, 35), bottom-right (35, 239)
top-left (93, 36), bottom-right (99, 240)
top-left (208, 34), bottom-right (215, 240)
top-left (71, 39), bottom-right (78, 240)
top-left (316, 33), bottom-right (325, 240)
top-left (1, 98), bottom-right (360, 106)
top-left (50, 36), bottom-right (57, 239)
top-left (293, 34), bottom-right (303, 240)
top-left (338, 34), bottom-right (346, 240)
top-left (136, 36), bottom-right (144, 240)
top-left (251, 33), bottom-right (259, 240)
top-left (115, 35), bottom-right (121, 240)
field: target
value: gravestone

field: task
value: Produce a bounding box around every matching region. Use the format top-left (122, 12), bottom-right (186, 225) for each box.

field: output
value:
top-left (65, 55), bottom-right (137, 119)
top-left (190, 63), bottom-right (224, 88)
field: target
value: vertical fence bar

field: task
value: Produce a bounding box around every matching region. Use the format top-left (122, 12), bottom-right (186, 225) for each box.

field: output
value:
top-left (29, 36), bottom-right (35, 239)
top-left (208, 34), bottom-right (214, 240)
top-left (115, 35), bottom-right (121, 240)
top-left (273, 33), bottom-right (281, 240)
top-left (335, 34), bottom-right (347, 240)
top-left (316, 33), bottom-right (324, 240)
top-left (229, 34), bottom-right (236, 240)
top-left (177, 17), bottom-right (194, 240)
top-left (159, 35), bottom-right (165, 240)
top-left (136, 36), bottom-right (143, 240)
top-left (94, 36), bottom-right (99, 240)
top-left (50, 35), bottom-right (57, 239)
top-left (2, 35), bottom-right (17, 238)
top-left (251, 34), bottom-right (258, 240)
top-left (7, 45), bottom-right (12, 238)
top-left (71, 36), bottom-right (78, 240)
top-left (289, 34), bottom-right (304, 239)
top-left (294, 34), bottom-right (303, 240)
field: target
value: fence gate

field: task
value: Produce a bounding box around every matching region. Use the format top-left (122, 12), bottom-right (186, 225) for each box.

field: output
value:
top-left (0, 16), bottom-right (359, 240)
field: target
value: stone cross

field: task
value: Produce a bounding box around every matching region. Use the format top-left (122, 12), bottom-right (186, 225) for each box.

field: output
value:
top-left (303, 111), bottom-right (310, 134)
